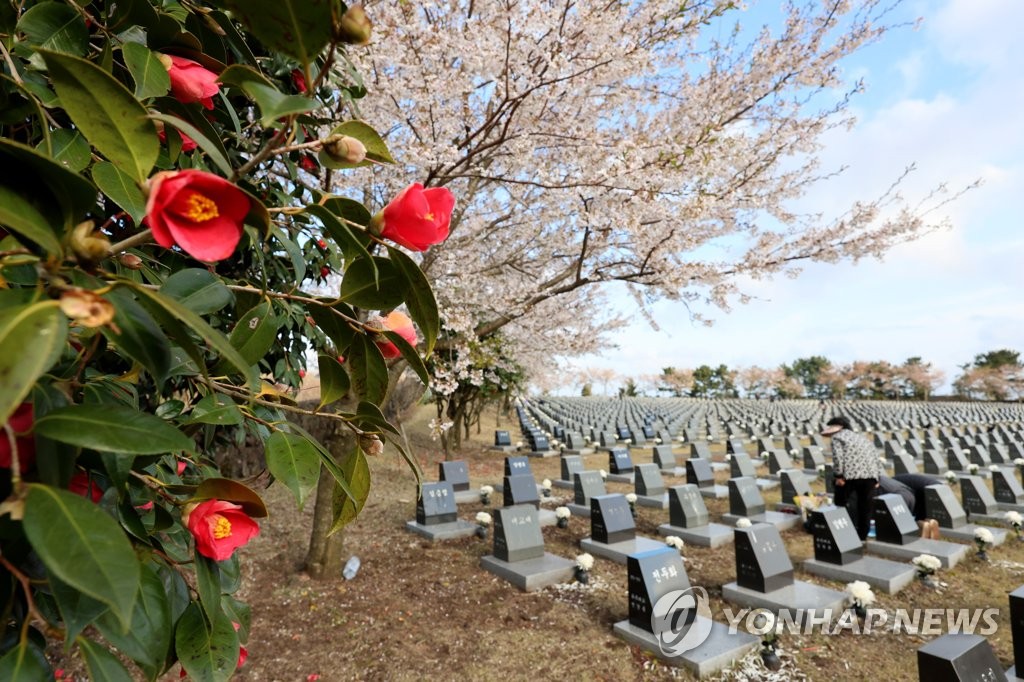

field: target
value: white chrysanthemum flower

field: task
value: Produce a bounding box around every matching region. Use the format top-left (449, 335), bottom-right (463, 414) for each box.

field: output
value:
top-left (480, 485), bottom-right (494, 495)
top-left (555, 506), bottom-right (571, 520)
top-left (542, 479), bottom-right (552, 489)
top-left (665, 536), bottom-right (684, 551)
top-left (974, 527), bottom-right (995, 545)
top-left (968, 464), bottom-right (980, 474)
top-left (945, 471), bottom-right (958, 482)
top-left (735, 517), bottom-right (753, 529)
top-left (989, 465), bottom-right (1001, 472)
top-left (725, 454), bottom-right (732, 461)
top-left (817, 464), bottom-right (826, 473)
top-left (760, 451), bottom-right (769, 459)
top-left (625, 493), bottom-right (638, 503)
top-left (846, 580), bottom-right (876, 606)
top-left (912, 554), bottom-right (941, 572)
top-left (654, 438), bottom-right (662, 444)
top-left (1005, 511), bottom-right (1023, 527)
top-left (576, 553), bottom-right (594, 571)
top-left (789, 449), bottom-right (799, 456)
top-left (515, 441), bottom-right (524, 448)
top-left (706, 435), bottom-right (713, 442)
top-left (475, 511), bottom-right (492, 526)
top-left (599, 469), bottom-right (608, 479)
top-left (1014, 458), bottom-right (1024, 467)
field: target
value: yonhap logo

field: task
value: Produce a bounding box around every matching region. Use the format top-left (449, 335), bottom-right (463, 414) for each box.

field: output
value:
top-left (651, 586), bottom-right (713, 657)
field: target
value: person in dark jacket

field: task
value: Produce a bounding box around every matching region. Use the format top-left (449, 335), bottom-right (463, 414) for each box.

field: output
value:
top-left (879, 473), bottom-right (942, 539)
top-left (823, 416), bottom-right (885, 540)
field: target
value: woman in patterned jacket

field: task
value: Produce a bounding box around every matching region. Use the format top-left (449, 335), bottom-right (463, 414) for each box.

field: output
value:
top-left (823, 416), bottom-right (885, 540)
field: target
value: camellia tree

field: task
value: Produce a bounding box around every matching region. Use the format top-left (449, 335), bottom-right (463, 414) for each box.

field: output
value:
top-left (0, 1), bottom-right (451, 679)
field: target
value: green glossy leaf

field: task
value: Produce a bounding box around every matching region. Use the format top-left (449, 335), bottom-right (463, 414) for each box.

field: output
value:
top-left (147, 113), bottom-right (233, 178)
top-left (23, 485), bottom-right (140, 630)
top-left (0, 302), bottom-right (66, 424)
top-left (104, 287), bottom-right (171, 384)
top-left (38, 49), bottom-right (158, 182)
top-left (175, 602), bottom-right (239, 682)
top-left (78, 638), bottom-right (134, 682)
top-left (160, 269), bottom-right (234, 315)
top-left (17, 2), bottom-right (88, 56)
top-left (270, 226), bottom-right (306, 283)
top-left (0, 184), bottom-right (61, 254)
top-left (265, 431), bottom-right (320, 509)
top-left (189, 393), bottom-right (243, 426)
top-left (194, 555), bottom-right (221, 625)
top-left (228, 301), bottom-right (280, 366)
top-left (329, 446), bottom-right (370, 535)
top-left (93, 563), bottom-right (171, 678)
top-left (318, 120), bottom-right (395, 169)
top-left (353, 401), bottom-right (401, 438)
top-left (317, 353), bottom-right (350, 409)
top-left (346, 334), bottom-right (388, 404)
top-left (122, 41), bottom-right (170, 100)
top-left (39, 128), bottom-right (91, 172)
top-left (218, 65), bottom-right (314, 126)
top-left (305, 203), bottom-right (375, 271)
top-left (193, 478), bottom-right (268, 518)
top-left (50, 572), bottom-right (109, 646)
top-left (388, 247), bottom-right (440, 354)
top-left (0, 138), bottom-right (97, 223)
top-left (214, 0), bottom-right (334, 65)
top-left (307, 301), bottom-right (356, 353)
top-left (0, 641), bottom-right (50, 680)
top-left (322, 196), bottom-right (372, 227)
top-left (34, 404), bottom-right (192, 454)
top-left (381, 327), bottom-right (429, 386)
top-left (339, 256), bottom-right (407, 309)
top-left (92, 162), bottom-right (147, 223)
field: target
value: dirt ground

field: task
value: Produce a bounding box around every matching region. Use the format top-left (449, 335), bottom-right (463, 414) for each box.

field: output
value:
top-left (222, 405), bottom-right (1024, 682)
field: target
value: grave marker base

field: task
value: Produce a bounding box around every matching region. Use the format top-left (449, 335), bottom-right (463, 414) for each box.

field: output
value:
top-left (552, 478), bottom-right (575, 490)
top-left (865, 538), bottom-right (968, 569)
top-left (567, 503), bottom-right (592, 518)
top-left (1006, 664), bottom-right (1024, 681)
top-left (526, 449), bottom-right (560, 459)
top-left (802, 556), bottom-right (916, 594)
top-left (404, 520), bottom-right (478, 542)
top-left (606, 472), bottom-right (635, 484)
top-left (657, 523), bottom-right (734, 548)
top-left (479, 553), bottom-right (576, 592)
top-left (579, 536), bottom-right (667, 565)
top-left (773, 503), bottom-right (801, 515)
top-left (489, 445), bottom-right (517, 453)
top-left (493, 482), bottom-right (544, 495)
top-left (755, 478), bottom-right (781, 491)
top-left (612, 619), bottom-right (758, 679)
top-left (721, 581), bottom-right (847, 626)
top-left (699, 485), bottom-right (729, 499)
top-left (560, 448), bottom-right (595, 456)
top-left (937, 523), bottom-right (1007, 546)
top-left (998, 502), bottom-right (1024, 514)
top-left (537, 509), bottom-right (557, 528)
top-left (453, 490), bottom-right (479, 505)
top-left (660, 466), bottom-right (687, 477)
top-left (636, 493), bottom-right (669, 509)
top-left (722, 512), bottom-right (802, 532)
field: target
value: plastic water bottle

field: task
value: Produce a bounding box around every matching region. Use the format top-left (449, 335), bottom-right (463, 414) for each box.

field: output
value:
top-left (868, 520), bottom-right (876, 539)
top-left (342, 556), bottom-right (361, 580)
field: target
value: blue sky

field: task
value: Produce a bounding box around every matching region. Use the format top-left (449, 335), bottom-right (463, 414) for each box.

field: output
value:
top-left (566, 0), bottom-right (1023, 395)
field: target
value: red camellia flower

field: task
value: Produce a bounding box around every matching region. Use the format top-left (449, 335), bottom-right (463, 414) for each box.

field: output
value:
top-left (183, 499), bottom-right (260, 561)
top-left (177, 460), bottom-right (188, 476)
top-left (291, 68), bottom-right (307, 93)
top-left (0, 403), bottom-right (36, 473)
top-left (298, 155), bottom-right (319, 173)
top-left (69, 472), bottom-right (103, 503)
top-left (372, 183), bottom-right (455, 251)
top-left (374, 311), bottom-right (418, 359)
top-left (158, 127), bottom-right (198, 152)
top-left (145, 170), bottom-right (250, 262)
top-left (161, 54), bottom-right (220, 109)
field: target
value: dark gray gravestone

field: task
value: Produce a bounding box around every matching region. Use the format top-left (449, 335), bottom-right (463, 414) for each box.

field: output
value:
top-left (1011, 585), bottom-right (1024, 676)
top-left (948, 447), bottom-right (970, 472)
top-left (560, 455), bottom-right (583, 482)
top-left (969, 446), bottom-right (991, 467)
top-left (416, 481), bottom-right (458, 525)
top-left (565, 432), bottom-right (586, 451)
top-left (642, 424), bottom-right (656, 439)
top-left (652, 445), bottom-right (677, 471)
top-left (824, 463), bottom-right (835, 494)
top-left (893, 452), bottom-right (919, 476)
top-left (530, 434), bottom-right (550, 452)
top-left (609, 447), bottom-right (634, 474)
top-left (574, 471), bottom-right (606, 505)
top-left (727, 438), bottom-right (747, 455)
top-left (635, 464), bottom-right (666, 496)
top-left (990, 443), bottom-right (1009, 464)
top-left (923, 450), bottom-right (948, 475)
top-left (925, 485), bottom-right (968, 529)
top-left (809, 507), bottom-right (864, 565)
top-left (728, 477), bottom-right (766, 517)
top-left (503, 475), bottom-right (540, 509)
top-left (617, 426), bottom-right (632, 441)
top-left (779, 470), bottom-right (811, 506)
top-left (730, 453), bottom-right (757, 478)
top-left (627, 547), bottom-right (690, 633)
top-left (917, 634), bottom-right (1003, 681)
top-left (768, 450), bottom-right (794, 475)
top-left (493, 505), bottom-right (544, 562)
top-left (734, 524), bottom-right (793, 593)
top-left (803, 448), bottom-right (825, 471)
top-left (960, 476), bottom-right (999, 516)
top-left (690, 442), bottom-right (713, 459)
top-left (495, 430), bottom-right (512, 447)
top-left (757, 438), bottom-right (776, 454)
top-left (438, 461), bottom-right (470, 492)
top-left (687, 458), bottom-right (714, 489)
top-left (591, 494), bottom-right (636, 544)
top-left (994, 468), bottom-right (1024, 504)
top-left (600, 432), bottom-right (617, 448)
top-left (668, 485), bottom-right (709, 528)
top-left (504, 456), bottom-right (532, 477)
top-left (873, 493), bottom-right (919, 545)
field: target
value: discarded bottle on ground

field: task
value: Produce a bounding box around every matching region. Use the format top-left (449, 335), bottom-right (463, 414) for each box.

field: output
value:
top-left (343, 556), bottom-right (361, 580)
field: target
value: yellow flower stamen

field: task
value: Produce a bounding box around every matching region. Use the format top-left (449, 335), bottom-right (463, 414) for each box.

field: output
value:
top-left (213, 516), bottom-right (232, 539)
top-left (423, 212), bottom-right (434, 221)
top-left (183, 192), bottom-right (220, 222)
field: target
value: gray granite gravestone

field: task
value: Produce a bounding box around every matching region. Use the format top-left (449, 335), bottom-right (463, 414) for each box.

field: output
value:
top-left (480, 505), bottom-right (575, 591)
top-left (690, 442), bottom-right (713, 460)
top-left (613, 547), bottom-right (758, 676)
top-left (722, 524), bottom-right (846, 626)
top-left (731, 453), bottom-right (778, 491)
top-left (687, 458), bottom-right (727, 499)
top-left (948, 447), bottom-right (970, 472)
top-left (727, 438), bottom-right (748, 455)
top-left (527, 433), bottom-right (556, 457)
top-left (563, 432), bottom-right (592, 454)
top-left (959, 475), bottom-right (1004, 523)
top-left (439, 460), bottom-right (478, 504)
top-left (866, 493), bottom-right (968, 569)
top-left (893, 452), bottom-right (919, 476)
top-left (776, 470), bottom-right (811, 514)
top-left (634, 463), bottom-right (669, 509)
top-left (653, 445), bottom-right (684, 476)
top-left (657, 484), bottom-right (734, 548)
top-left (503, 474), bottom-right (540, 510)
top-left (505, 455), bottom-right (531, 477)
top-left (917, 634), bottom-right (1004, 682)
top-left (580, 494), bottom-right (665, 564)
top-left (994, 468), bottom-right (1024, 510)
top-left (553, 454), bottom-right (583, 490)
top-left (923, 450), bottom-right (948, 475)
top-left (495, 430), bottom-right (512, 447)
top-left (803, 447), bottom-right (825, 473)
top-left (722, 477), bottom-right (800, 532)
top-left (607, 447), bottom-right (635, 483)
top-left (767, 450), bottom-right (794, 476)
top-left (923, 482), bottom-right (1007, 545)
top-left (568, 470), bottom-right (606, 518)
top-left (405, 481), bottom-right (477, 541)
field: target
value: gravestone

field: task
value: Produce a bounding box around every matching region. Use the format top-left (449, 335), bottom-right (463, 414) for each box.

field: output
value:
top-left (948, 447), bottom-right (970, 472)
top-left (503, 474), bottom-right (540, 510)
top-left (653, 445), bottom-right (681, 475)
top-left (564, 432), bottom-right (590, 453)
top-left (591, 494), bottom-right (635, 544)
top-left (959, 475), bottom-right (1000, 518)
top-left (925, 484), bottom-right (968, 529)
top-left (568, 470), bottom-right (606, 518)
top-left (917, 634), bottom-right (1004, 681)
top-left (923, 450), bottom-right (948, 475)
top-left (777, 470), bottom-right (811, 513)
top-left (993, 468), bottom-right (1024, 507)
top-left (405, 481), bottom-right (477, 541)
top-left (553, 455), bottom-right (583, 489)
top-left (893, 452), bottom-right (919, 476)
top-left (634, 463), bottom-right (668, 509)
top-left (731, 453), bottom-right (756, 478)
top-left (727, 438), bottom-right (747, 455)
top-left (439, 461), bottom-right (470, 492)
top-left (690, 442), bottom-right (712, 459)
top-left (608, 447), bottom-right (635, 482)
top-left (494, 430), bottom-right (512, 447)
top-left (627, 547), bottom-right (690, 632)
top-left (505, 456), bottom-right (532, 477)
top-left (803, 448), bottom-right (825, 472)
top-left (808, 506), bottom-right (862, 565)
top-left (657, 484), bottom-right (734, 548)
top-left (866, 493), bottom-right (969, 569)
top-left (727, 477), bottom-right (765, 517)
top-left (687, 458), bottom-right (727, 499)
top-left (768, 450), bottom-right (794, 476)
top-left (528, 433), bottom-right (551, 455)
top-left (480, 505), bottom-right (575, 591)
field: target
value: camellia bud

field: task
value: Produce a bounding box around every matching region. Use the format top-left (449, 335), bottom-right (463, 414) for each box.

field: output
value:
top-left (361, 435), bottom-right (384, 457)
top-left (321, 134), bottom-right (367, 165)
top-left (336, 5), bottom-right (372, 46)
top-left (69, 220), bottom-right (111, 265)
top-left (119, 253), bottom-right (143, 269)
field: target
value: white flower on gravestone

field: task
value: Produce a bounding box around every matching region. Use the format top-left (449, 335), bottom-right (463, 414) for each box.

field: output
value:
top-left (735, 517), bottom-right (753, 528)
top-left (576, 553), bottom-right (594, 571)
top-left (1015, 458), bottom-right (1024, 468)
top-left (600, 469), bottom-right (608, 480)
top-left (665, 536), bottom-right (684, 551)
top-left (626, 438), bottom-right (633, 444)
top-left (945, 471), bottom-right (957, 483)
top-left (541, 479), bottom-right (552, 489)
top-left (846, 580), bottom-right (876, 607)
top-left (789, 449), bottom-right (798, 456)
top-left (974, 527), bottom-right (994, 546)
top-left (912, 554), bottom-right (941, 575)
top-left (817, 465), bottom-right (826, 473)
top-left (706, 436), bottom-right (713, 442)
top-left (1005, 511), bottom-right (1023, 530)
top-left (480, 485), bottom-right (494, 495)
top-left (555, 506), bottom-right (571, 520)
top-left (990, 465), bottom-right (1001, 472)
top-left (725, 454), bottom-right (732, 461)
top-left (760, 451), bottom-right (769, 459)
top-left (515, 441), bottom-right (524, 448)
top-left (475, 512), bottom-right (492, 526)
top-left (654, 438), bottom-right (662, 444)
top-left (968, 464), bottom-right (980, 475)
top-left (625, 493), bottom-right (638, 504)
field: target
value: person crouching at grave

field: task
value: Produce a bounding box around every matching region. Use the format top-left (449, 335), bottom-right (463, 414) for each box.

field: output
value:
top-left (822, 417), bottom-right (885, 541)
top-left (880, 474), bottom-right (942, 540)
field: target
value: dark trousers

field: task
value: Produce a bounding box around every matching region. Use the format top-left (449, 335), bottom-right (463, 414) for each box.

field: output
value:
top-left (834, 478), bottom-right (877, 540)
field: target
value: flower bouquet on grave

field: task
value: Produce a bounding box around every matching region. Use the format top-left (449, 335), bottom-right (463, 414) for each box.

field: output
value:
top-left (974, 527), bottom-right (994, 561)
top-left (817, 464), bottom-right (826, 480)
top-left (626, 493), bottom-right (638, 519)
top-left (575, 553), bottom-right (594, 584)
top-left (555, 506), bottom-right (572, 528)
top-left (475, 512), bottom-right (492, 539)
top-left (989, 465), bottom-right (1002, 475)
top-left (541, 479), bottom-right (552, 498)
top-left (968, 463), bottom-right (980, 476)
top-left (846, 580), bottom-right (876, 620)
top-left (1014, 458), bottom-right (1024, 475)
top-left (945, 471), bottom-right (959, 487)
top-left (599, 469), bottom-right (608, 481)
top-left (912, 554), bottom-right (942, 588)
top-left (480, 485), bottom-right (494, 506)
top-left (1005, 511), bottom-right (1023, 541)
top-left (665, 536), bottom-right (684, 554)
top-left (735, 517), bottom-right (753, 529)
top-left (760, 631), bottom-right (782, 671)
